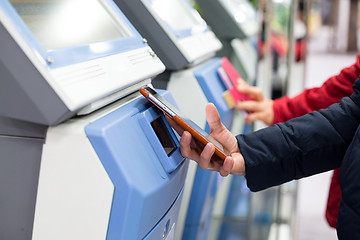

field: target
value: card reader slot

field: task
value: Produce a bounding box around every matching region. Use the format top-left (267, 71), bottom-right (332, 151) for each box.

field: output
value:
top-left (138, 106), bottom-right (184, 173)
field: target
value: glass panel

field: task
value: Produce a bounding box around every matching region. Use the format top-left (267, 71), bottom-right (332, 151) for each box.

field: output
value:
top-left (149, 0), bottom-right (205, 31)
top-left (10, 0), bottom-right (132, 50)
top-left (220, 0), bottom-right (257, 24)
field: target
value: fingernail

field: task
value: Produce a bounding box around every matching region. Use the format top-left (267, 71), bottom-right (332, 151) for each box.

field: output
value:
top-left (224, 157), bottom-right (233, 170)
top-left (205, 143), bottom-right (214, 154)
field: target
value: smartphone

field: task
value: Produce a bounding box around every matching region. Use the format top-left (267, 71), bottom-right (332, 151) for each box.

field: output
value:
top-left (140, 87), bottom-right (227, 164)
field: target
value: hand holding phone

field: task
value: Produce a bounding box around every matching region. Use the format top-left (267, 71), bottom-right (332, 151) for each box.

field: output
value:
top-left (140, 87), bottom-right (227, 164)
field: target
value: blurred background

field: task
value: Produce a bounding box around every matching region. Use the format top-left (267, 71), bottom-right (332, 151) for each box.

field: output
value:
top-left (188, 0), bottom-right (359, 239)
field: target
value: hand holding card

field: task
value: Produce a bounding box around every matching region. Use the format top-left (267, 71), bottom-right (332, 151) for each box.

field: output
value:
top-left (221, 57), bottom-right (250, 102)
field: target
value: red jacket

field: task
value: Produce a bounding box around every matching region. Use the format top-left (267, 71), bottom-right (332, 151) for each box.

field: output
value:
top-left (272, 55), bottom-right (360, 228)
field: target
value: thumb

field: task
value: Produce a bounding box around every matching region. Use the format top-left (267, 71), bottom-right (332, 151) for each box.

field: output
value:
top-left (206, 103), bottom-right (225, 134)
top-left (206, 103), bottom-right (238, 154)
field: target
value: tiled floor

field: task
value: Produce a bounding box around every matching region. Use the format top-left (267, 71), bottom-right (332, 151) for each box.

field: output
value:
top-left (295, 27), bottom-right (357, 240)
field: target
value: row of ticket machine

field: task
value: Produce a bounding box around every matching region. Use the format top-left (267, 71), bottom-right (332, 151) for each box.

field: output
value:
top-left (0, 0), bottom-right (259, 239)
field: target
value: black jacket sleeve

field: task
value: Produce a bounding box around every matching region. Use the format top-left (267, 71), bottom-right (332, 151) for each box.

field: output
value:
top-left (237, 78), bottom-right (360, 192)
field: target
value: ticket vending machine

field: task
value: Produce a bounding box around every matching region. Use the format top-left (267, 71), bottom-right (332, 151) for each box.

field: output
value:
top-left (112, 0), bottom-right (241, 239)
top-left (195, 1), bottom-right (293, 239)
top-left (112, 0), bottom-right (221, 71)
top-left (0, 1), bottom-right (188, 239)
top-left (196, 0), bottom-right (259, 84)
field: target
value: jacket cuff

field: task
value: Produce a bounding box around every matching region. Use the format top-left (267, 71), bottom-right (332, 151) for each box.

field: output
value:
top-left (236, 127), bottom-right (293, 192)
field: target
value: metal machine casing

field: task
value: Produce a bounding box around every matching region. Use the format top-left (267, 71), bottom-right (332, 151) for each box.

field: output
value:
top-left (195, 0), bottom-right (259, 83)
top-left (0, 1), bottom-right (188, 239)
top-left (112, 0), bottom-right (222, 70)
top-left (196, 0), bottom-right (258, 39)
top-left (0, 0), bottom-right (165, 125)
top-left (32, 90), bottom-right (188, 240)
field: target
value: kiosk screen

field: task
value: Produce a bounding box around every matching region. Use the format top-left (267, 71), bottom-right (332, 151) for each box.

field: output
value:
top-left (10, 0), bottom-right (132, 50)
top-left (220, 0), bottom-right (256, 24)
top-left (148, 0), bottom-right (203, 31)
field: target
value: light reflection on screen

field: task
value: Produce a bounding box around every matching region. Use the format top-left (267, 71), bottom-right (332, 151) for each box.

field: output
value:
top-left (149, 0), bottom-right (206, 32)
top-left (220, 0), bottom-right (257, 24)
top-left (10, 0), bottom-right (132, 50)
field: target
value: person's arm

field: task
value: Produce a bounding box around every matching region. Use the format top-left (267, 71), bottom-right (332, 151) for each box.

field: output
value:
top-left (236, 55), bottom-right (360, 125)
top-left (239, 78), bottom-right (360, 191)
top-left (272, 55), bottom-right (360, 124)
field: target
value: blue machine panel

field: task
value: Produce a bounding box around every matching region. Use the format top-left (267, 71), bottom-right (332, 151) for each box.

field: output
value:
top-left (194, 58), bottom-right (234, 132)
top-left (85, 90), bottom-right (188, 239)
top-left (144, 188), bottom-right (184, 240)
top-left (217, 124), bottom-right (252, 240)
top-left (183, 168), bottom-right (220, 240)
top-left (182, 58), bottom-right (235, 239)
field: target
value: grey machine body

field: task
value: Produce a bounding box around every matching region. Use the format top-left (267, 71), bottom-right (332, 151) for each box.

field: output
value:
top-left (112, 0), bottom-right (189, 70)
top-left (0, 21), bottom-right (73, 240)
top-left (196, 0), bottom-right (258, 57)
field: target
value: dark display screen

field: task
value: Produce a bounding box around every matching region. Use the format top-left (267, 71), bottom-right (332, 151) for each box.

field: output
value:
top-left (151, 117), bottom-right (176, 156)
